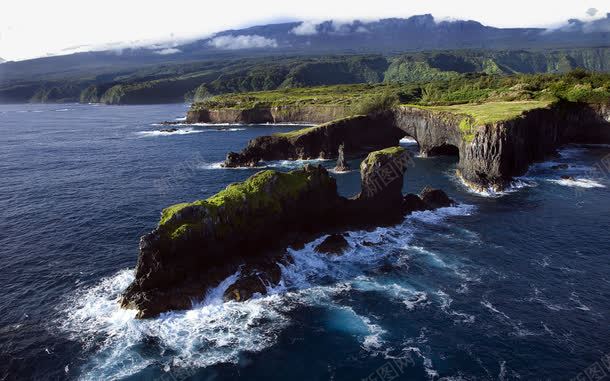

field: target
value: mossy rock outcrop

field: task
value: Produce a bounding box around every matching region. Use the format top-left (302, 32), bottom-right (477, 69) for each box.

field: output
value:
top-left (121, 165), bottom-right (341, 318)
top-left (122, 148), bottom-right (455, 318)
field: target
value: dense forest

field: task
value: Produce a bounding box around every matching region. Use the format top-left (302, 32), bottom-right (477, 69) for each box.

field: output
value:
top-left (193, 70), bottom-right (610, 111)
top-left (1, 48), bottom-right (609, 105)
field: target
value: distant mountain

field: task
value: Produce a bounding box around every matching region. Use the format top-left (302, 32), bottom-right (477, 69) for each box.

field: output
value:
top-left (0, 14), bottom-right (608, 104)
top-left (194, 14), bottom-right (610, 53)
top-left (0, 57), bottom-right (5, 64)
top-left (1, 14), bottom-right (609, 83)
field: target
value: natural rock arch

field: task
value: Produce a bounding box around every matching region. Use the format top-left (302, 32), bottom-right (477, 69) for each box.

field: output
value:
top-left (391, 106), bottom-right (464, 159)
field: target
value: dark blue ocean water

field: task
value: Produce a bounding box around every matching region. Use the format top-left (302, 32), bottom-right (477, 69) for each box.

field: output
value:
top-left (1, 103), bottom-right (609, 381)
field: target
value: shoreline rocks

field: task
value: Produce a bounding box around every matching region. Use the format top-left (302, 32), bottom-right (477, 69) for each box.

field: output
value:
top-left (315, 234), bottom-right (349, 255)
top-left (220, 102), bottom-right (610, 192)
top-left (121, 146), bottom-right (454, 318)
top-left (222, 114), bottom-right (404, 168)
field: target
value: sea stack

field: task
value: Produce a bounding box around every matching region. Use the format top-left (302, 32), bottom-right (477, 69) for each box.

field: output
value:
top-left (334, 143), bottom-right (350, 172)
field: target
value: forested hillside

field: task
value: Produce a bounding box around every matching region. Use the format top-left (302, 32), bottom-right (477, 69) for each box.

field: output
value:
top-left (1, 48), bottom-right (609, 104)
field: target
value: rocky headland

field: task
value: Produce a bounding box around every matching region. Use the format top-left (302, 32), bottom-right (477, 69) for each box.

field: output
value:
top-left (121, 147), bottom-right (454, 318)
top-left (217, 101), bottom-right (610, 192)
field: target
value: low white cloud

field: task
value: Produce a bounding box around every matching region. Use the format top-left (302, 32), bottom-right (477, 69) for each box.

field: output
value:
top-left (207, 34), bottom-right (278, 49)
top-left (154, 48), bottom-right (181, 55)
top-left (545, 13), bottom-right (610, 33)
top-left (291, 19), bottom-right (376, 36)
top-left (291, 21), bottom-right (319, 35)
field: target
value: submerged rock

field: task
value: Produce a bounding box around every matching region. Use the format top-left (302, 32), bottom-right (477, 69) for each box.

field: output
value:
top-left (121, 146), bottom-right (454, 318)
top-left (315, 234), bottom-right (349, 255)
top-left (160, 128), bottom-right (178, 133)
top-left (420, 187), bottom-right (455, 209)
top-left (334, 144), bottom-right (350, 172)
top-left (223, 262), bottom-right (282, 302)
top-left (402, 193), bottom-right (428, 212)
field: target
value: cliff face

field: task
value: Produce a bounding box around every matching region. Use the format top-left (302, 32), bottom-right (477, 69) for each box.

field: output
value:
top-left (458, 103), bottom-right (610, 191)
top-left (221, 102), bottom-right (610, 192)
top-left (186, 105), bottom-right (349, 124)
top-left (223, 114), bottom-right (405, 167)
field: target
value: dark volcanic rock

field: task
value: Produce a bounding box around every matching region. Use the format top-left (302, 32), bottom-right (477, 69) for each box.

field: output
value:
top-left (420, 187), bottom-right (454, 209)
top-left (315, 234), bottom-right (349, 255)
top-left (121, 164), bottom-right (342, 318)
top-left (561, 175), bottom-right (575, 180)
top-left (355, 147), bottom-right (411, 211)
top-left (223, 262), bottom-right (282, 302)
top-left (121, 146), bottom-right (456, 318)
top-left (334, 144), bottom-right (350, 172)
top-left (160, 128), bottom-right (178, 133)
top-left (223, 114), bottom-right (404, 168)
top-left (186, 105), bottom-right (349, 124)
top-left (222, 102), bottom-right (610, 192)
top-left (121, 147), bottom-right (456, 318)
top-left (402, 193), bottom-right (428, 213)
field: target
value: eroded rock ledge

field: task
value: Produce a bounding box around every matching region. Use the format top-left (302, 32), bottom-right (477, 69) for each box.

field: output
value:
top-left (222, 102), bottom-right (610, 192)
top-left (186, 105), bottom-right (349, 124)
top-left (121, 147), bottom-right (453, 318)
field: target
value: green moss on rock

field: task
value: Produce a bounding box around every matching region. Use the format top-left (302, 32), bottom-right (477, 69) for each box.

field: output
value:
top-left (158, 168), bottom-right (324, 240)
top-left (273, 115), bottom-right (365, 139)
top-left (362, 146), bottom-right (406, 167)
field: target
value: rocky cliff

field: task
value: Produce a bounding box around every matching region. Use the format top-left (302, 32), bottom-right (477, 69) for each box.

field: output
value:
top-left (223, 102), bottom-right (610, 192)
top-left (223, 114), bottom-right (405, 167)
top-left (121, 147), bottom-right (453, 318)
top-left (186, 105), bottom-right (349, 124)
top-left (457, 102), bottom-right (610, 191)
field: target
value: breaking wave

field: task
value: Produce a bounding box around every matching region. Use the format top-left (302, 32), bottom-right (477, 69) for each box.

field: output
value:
top-left (547, 178), bottom-right (605, 188)
top-left (57, 202), bottom-right (476, 379)
top-left (137, 127), bottom-right (246, 137)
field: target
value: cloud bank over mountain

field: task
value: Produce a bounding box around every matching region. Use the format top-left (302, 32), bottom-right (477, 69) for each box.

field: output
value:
top-left (207, 35), bottom-right (279, 50)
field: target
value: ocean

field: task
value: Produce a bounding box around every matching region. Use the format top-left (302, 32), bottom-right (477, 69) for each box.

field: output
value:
top-left (1, 103), bottom-right (609, 381)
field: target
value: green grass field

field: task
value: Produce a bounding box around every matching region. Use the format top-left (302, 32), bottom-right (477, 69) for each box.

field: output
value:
top-left (411, 101), bottom-right (552, 124)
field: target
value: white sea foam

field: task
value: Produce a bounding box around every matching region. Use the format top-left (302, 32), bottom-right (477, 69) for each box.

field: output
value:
top-left (59, 202), bottom-right (475, 379)
top-left (136, 128), bottom-right (203, 137)
top-left (361, 315), bottom-right (387, 351)
top-left (60, 269), bottom-right (291, 380)
top-left (481, 299), bottom-right (537, 337)
top-left (198, 158), bottom-right (331, 170)
top-left (547, 178), bottom-right (605, 188)
top-left (453, 170), bottom-right (538, 198)
top-left (350, 276), bottom-right (430, 310)
top-left (137, 127), bottom-right (246, 137)
top-left (263, 158), bottom-right (332, 169)
top-left (409, 204), bottom-right (476, 224)
top-left (558, 146), bottom-right (587, 159)
top-left (409, 246), bottom-right (449, 267)
top-left (569, 292), bottom-right (591, 311)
